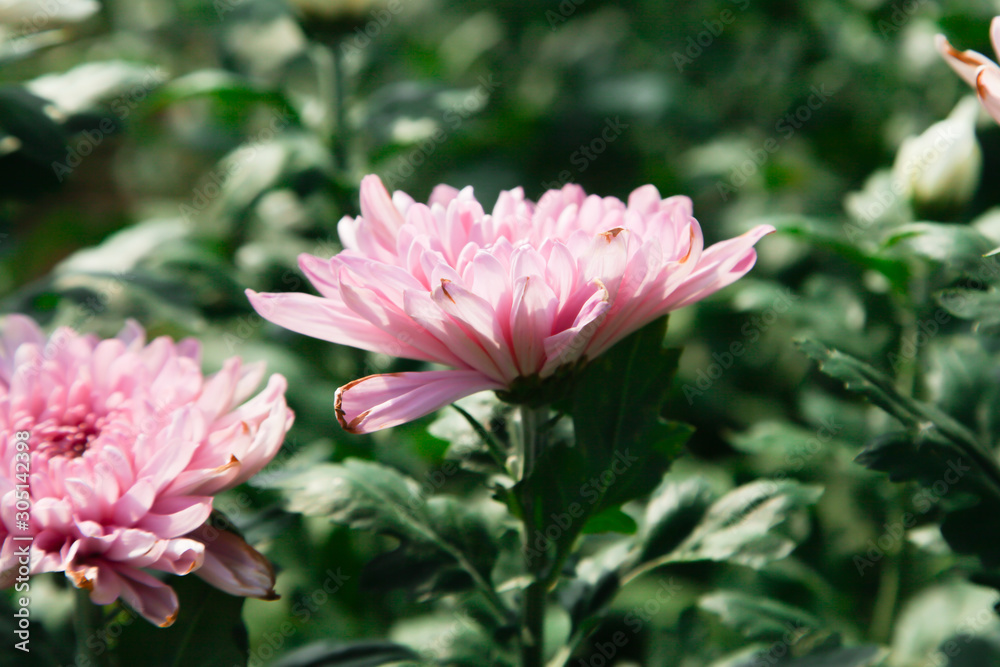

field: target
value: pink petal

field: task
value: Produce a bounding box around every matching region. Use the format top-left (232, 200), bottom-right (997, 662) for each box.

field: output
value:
top-left (541, 281), bottom-right (611, 376)
top-left (977, 65), bottom-right (1000, 124)
top-left (189, 525), bottom-right (277, 599)
top-left (660, 224), bottom-right (775, 312)
top-left (113, 479), bottom-right (156, 526)
top-left (102, 564), bottom-right (180, 627)
top-left (429, 183), bottom-right (461, 207)
top-left (627, 184), bottom-right (663, 217)
top-left (247, 290), bottom-right (437, 362)
top-left (509, 276), bottom-right (558, 375)
top-left (359, 174), bottom-right (405, 250)
top-left (993, 16), bottom-right (1000, 63)
top-left (148, 537), bottom-right (205, 575)
top-left (432, 278), bottom-right (519, 380)
top-left (137, 496), bottom-right (213, 539)
top-left (335, 370), bottom-right (503, 434)
top-left (936, 33), bottom-right (997, 87)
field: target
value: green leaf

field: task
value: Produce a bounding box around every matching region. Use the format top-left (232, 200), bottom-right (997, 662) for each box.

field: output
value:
top-left (269, 640), bottom-right (423, 667)
top-left (664, 480), bottom-right (822, 569)
top-left (796, 339), bottom-right (984, 455)
top-left (570, 315), bottom-right (681, 468)
top-left (636, 473), bottom-right (716, 564)
top-left (581, 507), bottom-right (638, 535)
top-left (267, 460), bottom-right (500, 598)
top-left (778, 223), bottom-right (910, 293)
top-left (800, 339), bottom-right (1000, 573)
top-left (143, 70), bottom-right (300, 123)
top-left (567, 315), bottom-right (693, 510)
top-left (937, 636), bottom-right (1000, 667)
top-left (0, 85), bottom-right (66, 165)
top-left (881, 223), bottom-right (994, 273)
top-left (938, 289), bottom-right (1000, 335)
top-left (112, 574), bottom-right (248, 667)
top-left (699, 590), bottom-right (822, 641)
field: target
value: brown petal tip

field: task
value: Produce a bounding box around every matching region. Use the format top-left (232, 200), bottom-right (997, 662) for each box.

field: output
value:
top-left (600, 227), bottom-right (625, 242)
top-left (440, 278), bottom-right (456, 303)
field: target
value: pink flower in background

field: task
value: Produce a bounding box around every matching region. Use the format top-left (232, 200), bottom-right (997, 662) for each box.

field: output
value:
top-left (937, 18), bottom-right (1000, 125)
top-left (0, 316), bottom-right (293, 626)
top-left (248, 176), bottom-right (772, 434)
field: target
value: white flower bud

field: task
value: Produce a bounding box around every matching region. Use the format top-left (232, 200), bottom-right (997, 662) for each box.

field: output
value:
top-left (892, 96), bottom-right (982, 210)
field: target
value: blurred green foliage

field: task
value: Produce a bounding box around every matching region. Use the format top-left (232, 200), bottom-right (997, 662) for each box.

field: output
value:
top-left (4, 0), bottom-right (1000, 665)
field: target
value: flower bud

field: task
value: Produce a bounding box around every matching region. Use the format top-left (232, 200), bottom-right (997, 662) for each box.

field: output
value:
top-left (892, 96), bottom-right (982, 211)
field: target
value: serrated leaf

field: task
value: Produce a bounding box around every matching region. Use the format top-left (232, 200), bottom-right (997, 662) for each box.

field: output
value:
top-left (699, 590), bottom-right (821, 641)
top-left (800, 339), bottom-right (1000, 576)
top-left (267, 460), bottom-right (499, 596)
top-left (637, 473), bottom-right (716, 564)
top-left (796, 339), bottom-right (983, 455)
top-left (666, 480), bottom-right (822, 569)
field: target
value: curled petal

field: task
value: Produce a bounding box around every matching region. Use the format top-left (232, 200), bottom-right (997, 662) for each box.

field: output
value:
top-left (335, 370), bottom-right (504, 434)
top-left (189, 525), bottom-right (277, 600)
top-left (936, 33), bottom-right (997, 87)
top-left (977, 65), bottom-right (1000, 125)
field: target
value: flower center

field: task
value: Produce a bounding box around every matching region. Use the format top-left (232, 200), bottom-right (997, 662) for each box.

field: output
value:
top-left (36, 415), bottom-right (107, 459)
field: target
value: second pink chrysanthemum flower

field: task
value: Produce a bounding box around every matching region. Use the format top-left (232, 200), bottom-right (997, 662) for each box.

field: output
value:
top-left (248, 176), bottom-right (773, 434)
top-left (0, 317), bottom-right (293, 626)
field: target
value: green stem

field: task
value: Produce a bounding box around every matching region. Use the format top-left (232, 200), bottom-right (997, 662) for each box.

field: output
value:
top-left (518, 405), bottom-right (550, 667)
top-left (74, 588), bottom-right (105, 667)
top-left (521, 578), bottom-right (546, 667)
top-left (451, 403), bottom-right (509, 471)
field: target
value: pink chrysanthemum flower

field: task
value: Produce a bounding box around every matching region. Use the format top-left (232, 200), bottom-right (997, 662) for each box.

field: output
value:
top-left (248, 176), bottom-right (772, 434)
top-left (937, 17), bottom-right (1000, 125)
top-left (0, 316), bottom-right (293, 626)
